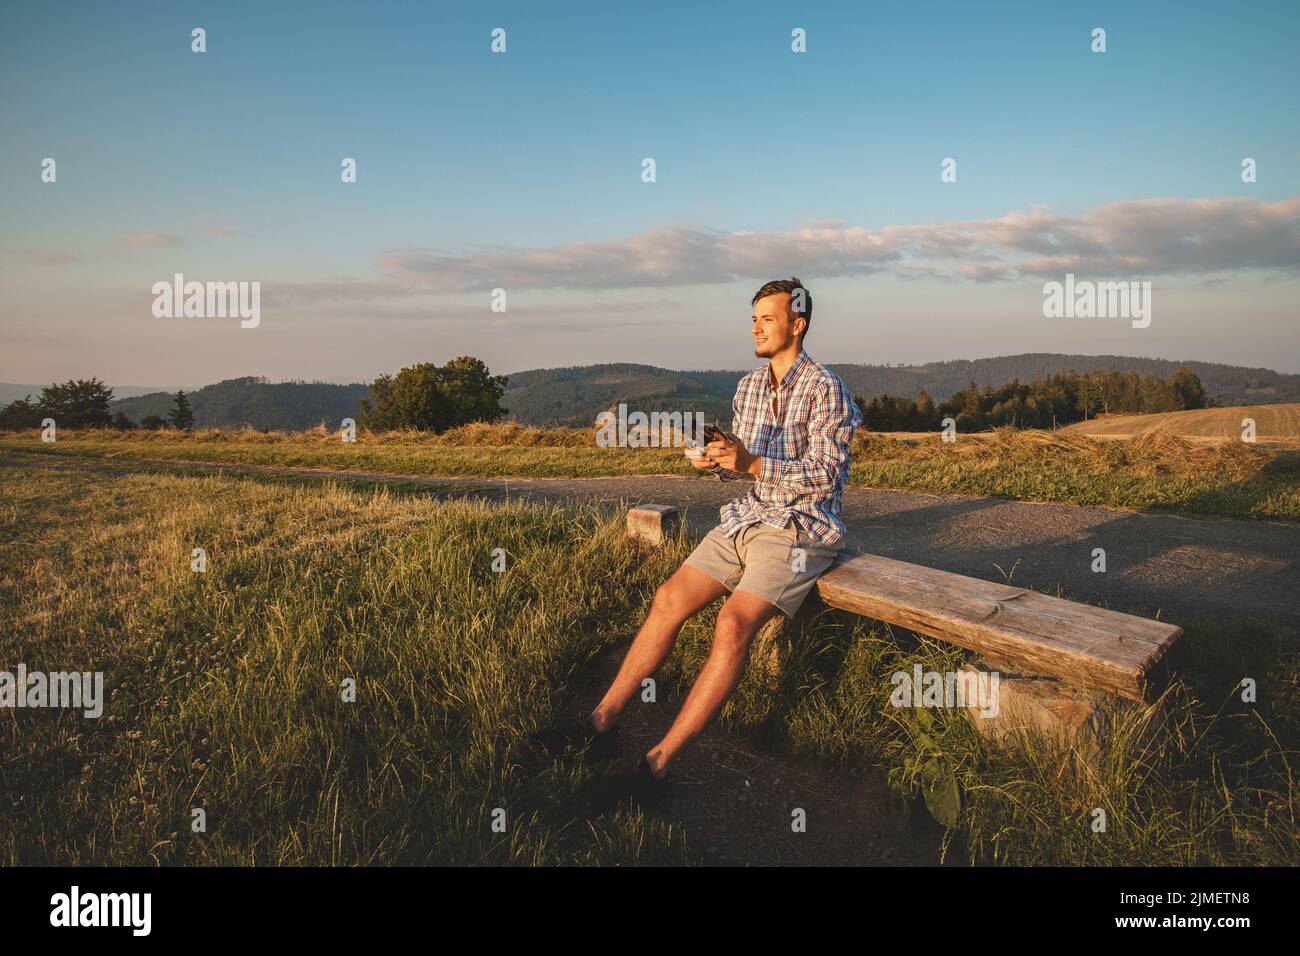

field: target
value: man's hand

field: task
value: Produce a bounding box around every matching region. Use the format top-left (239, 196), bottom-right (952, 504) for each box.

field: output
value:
top-left (705, 432), bottom-right (760, 477)
top-left (686, 447), bottom-right (721, 471)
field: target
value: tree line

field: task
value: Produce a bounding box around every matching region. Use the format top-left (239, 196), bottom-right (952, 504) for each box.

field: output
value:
top-left (855, 367), bottom-right (1209, 432)
top-left (0, 379), bottom-right (194, 431)
top-left (1, 361), bottom-right (1208, 436)
top-left (0, 357), bottom-right (508, 434)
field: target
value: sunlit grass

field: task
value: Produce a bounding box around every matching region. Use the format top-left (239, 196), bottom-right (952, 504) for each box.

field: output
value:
top-left (1, 465), bottom-right (1295, 865)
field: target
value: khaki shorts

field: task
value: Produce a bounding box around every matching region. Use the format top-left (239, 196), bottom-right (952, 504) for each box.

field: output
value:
top-left (684, 520), bottom-right (842, 618)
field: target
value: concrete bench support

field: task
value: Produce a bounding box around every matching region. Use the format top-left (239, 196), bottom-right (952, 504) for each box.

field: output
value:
top-left (627, 504), bottom-right (680, 546)
top-left (959, 658), bottom-right (1109, 762)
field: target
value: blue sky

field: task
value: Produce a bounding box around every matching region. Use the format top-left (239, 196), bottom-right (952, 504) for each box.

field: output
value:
top-left (2, 0), bottom-right (1297, 386)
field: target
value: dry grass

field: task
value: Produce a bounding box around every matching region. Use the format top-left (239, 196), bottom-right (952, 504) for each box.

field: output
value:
top-left (848, 429), bottom-right (1300, 518)
top-left (1065, 403), bottom-right (1300, 443)
top-left (2, 423), bottom-right (1297, 519)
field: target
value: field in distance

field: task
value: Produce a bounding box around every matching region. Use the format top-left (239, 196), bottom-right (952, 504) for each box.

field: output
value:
top-left (1065, 403), bottom-right (1300, 443)
top-left (2, 422), bottom-right (1298, 520)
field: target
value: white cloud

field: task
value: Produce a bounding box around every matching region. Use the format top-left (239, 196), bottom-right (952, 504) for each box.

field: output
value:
top-left (359, 195), bottom-right (1300, 293)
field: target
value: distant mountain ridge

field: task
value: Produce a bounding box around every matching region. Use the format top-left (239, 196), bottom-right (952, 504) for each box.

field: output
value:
top-left (502, 354), bottom-right (1300, 426)
top-left (6, 354), bottom-right (1295, 430)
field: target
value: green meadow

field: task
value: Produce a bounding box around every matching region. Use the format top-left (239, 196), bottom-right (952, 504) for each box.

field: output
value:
top-left (1, 463), bottom-right (1295, 865)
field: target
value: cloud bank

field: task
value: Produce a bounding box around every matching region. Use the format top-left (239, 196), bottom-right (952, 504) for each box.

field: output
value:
top-left (371, 195), bottom-right (1300, 292)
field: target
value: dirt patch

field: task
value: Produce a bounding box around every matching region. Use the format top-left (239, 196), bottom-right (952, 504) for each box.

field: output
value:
top-left (566, 649), bottom-right (955, 866)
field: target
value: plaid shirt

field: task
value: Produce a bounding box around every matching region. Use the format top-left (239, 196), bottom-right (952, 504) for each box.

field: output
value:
top-left (713, 349), bottom-right (862, 546)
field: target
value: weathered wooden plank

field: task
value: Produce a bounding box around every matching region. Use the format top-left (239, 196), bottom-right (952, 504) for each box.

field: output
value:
top-left (819, 574), bottom-right (1145, 691)
top-left (817, 552), bottom-right (1182, 701)
top-left (835, 557), bottom-right (1170, 650)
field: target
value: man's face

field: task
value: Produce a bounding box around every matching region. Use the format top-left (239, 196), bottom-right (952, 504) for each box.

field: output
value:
top-left (752, 293), bottom-right (804, 358)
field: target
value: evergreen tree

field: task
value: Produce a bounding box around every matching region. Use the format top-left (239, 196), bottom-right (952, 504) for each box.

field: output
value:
top-left (169, 390), bottom-right (195, 430)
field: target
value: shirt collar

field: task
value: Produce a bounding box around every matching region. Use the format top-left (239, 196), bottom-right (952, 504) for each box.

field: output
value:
top-left (767, 349), bottom-right (813, 392)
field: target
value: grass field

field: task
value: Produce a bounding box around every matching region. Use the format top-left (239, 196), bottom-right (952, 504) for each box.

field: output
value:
top-left (1, 465), bottom-right (1296, 865)
top-left (1066, 402), bottom-right (1300, 442)
top-left (2, 423), bottom-right (1298, 520)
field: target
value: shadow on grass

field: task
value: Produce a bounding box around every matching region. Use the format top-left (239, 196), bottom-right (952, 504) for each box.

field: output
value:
top-left (1173, 448), bottom-right (1300, 519)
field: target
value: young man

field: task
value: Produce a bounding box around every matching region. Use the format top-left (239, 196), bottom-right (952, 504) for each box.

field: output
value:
top-left (578, 277), bottom-right (863, 807)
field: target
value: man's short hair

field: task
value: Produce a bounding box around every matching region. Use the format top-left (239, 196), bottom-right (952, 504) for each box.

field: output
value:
top-left (752, 277), bottom-right (812, 342)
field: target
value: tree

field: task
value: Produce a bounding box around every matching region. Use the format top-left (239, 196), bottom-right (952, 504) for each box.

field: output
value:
top-left (1169, 367), bottom-right (1207, 410)
top-left (438, 356), bottom-right (509, 425)
top-left (36, 378), bottom-right (114, 428)
top-left (1075, 376), bottom-right (1102, 420)
top-left (915, 389), bottom-right (937, 428)
top-left (861, 395), bottom-right (884, 431)
top-left (112, 411), bottom-right (137, 430)
top-left (360, 357), bottom-right (508, 432)
top-left (0, 396), bottom-right (43, 430)
top-left (169, 390), bottom-right (195, 430)
top-left (360, 367), bottom-right (449, 431)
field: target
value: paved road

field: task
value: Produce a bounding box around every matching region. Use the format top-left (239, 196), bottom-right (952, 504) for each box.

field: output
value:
top-left (6, 455), bottom-right (1298, 632)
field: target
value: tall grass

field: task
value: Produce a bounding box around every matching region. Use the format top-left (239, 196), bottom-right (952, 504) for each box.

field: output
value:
top-left (1, 465), bottom-right (1295, 865)
top-left (0, 467), bottom-right (693, 863)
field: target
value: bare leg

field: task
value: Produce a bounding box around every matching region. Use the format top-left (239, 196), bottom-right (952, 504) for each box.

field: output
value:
top-left (590, 564), bottom-right (728, 732)
top-left (643, 590), bottom-right (780, 777)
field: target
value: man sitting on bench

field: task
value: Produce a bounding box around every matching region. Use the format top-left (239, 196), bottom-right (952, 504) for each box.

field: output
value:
top-left (582, 277), bottom-right (863, 807)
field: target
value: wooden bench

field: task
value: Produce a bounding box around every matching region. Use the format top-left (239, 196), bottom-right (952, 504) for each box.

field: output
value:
top-left (625, 505), bottom-right (1184, 706)
top-left (816, 552), bottom-right (1182, 703)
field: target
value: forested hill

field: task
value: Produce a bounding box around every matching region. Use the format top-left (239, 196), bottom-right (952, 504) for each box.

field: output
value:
top-left (502, 354), bottom-right (1300, 426)
top-left (79, 354), bottom-right (1299, 429)
top-left (501, 363), bottom-right (738, 428)
top-left (827, 354), bottom-right (1299, 407)
top-left (110, 377), bottom-right (371, 431)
